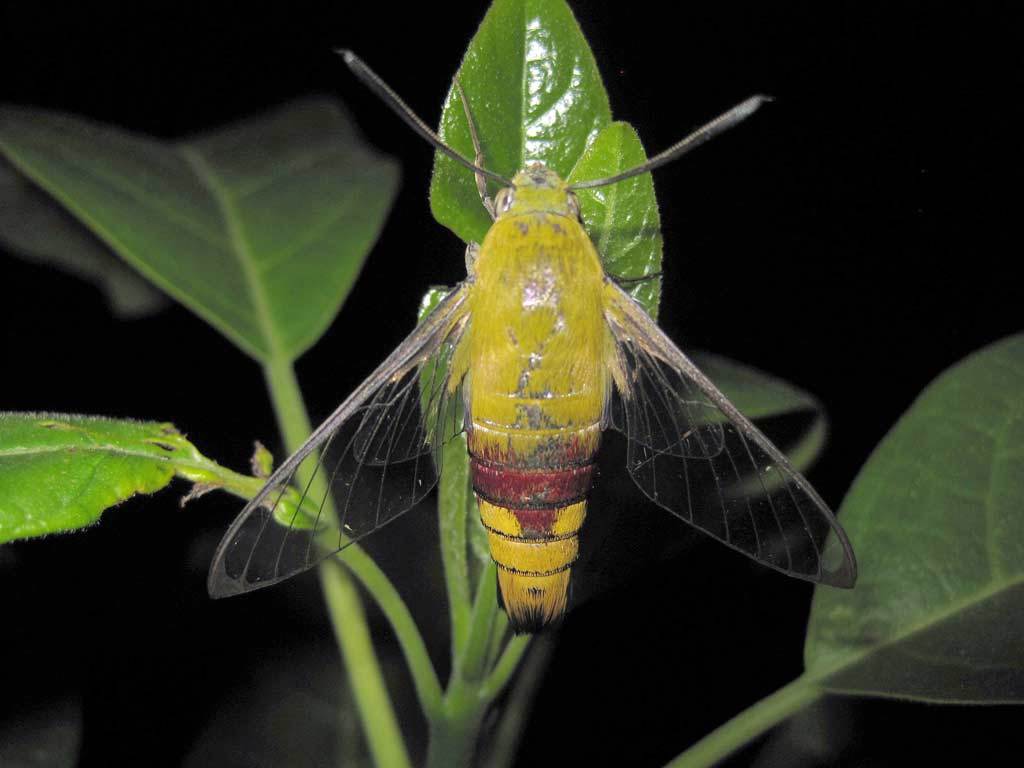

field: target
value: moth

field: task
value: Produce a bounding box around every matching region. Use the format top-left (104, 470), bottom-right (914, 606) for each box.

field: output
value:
top-left (207, 52), bottom-right (856, 632)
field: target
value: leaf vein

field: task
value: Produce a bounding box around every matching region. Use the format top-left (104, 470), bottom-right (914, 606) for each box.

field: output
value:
top-left (181, 148), bottom-right (283, 361)
top-left (35, 141), bottom-right (230, 251)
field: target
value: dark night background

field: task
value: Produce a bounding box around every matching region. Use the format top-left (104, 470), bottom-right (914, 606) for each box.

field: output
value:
top-left (1, 1), bottom-right (1020, 766)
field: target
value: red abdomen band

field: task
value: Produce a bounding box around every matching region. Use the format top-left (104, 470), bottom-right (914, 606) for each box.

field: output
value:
top-left (470, 459), bottom-right (595, 509)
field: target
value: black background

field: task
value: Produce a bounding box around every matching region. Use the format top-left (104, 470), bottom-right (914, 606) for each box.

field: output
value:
top-left (1, 1), bottom-right (1020, 766)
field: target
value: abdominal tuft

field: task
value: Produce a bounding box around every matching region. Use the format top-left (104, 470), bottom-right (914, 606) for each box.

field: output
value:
top-left (498, 569), bottom-right (571, 633)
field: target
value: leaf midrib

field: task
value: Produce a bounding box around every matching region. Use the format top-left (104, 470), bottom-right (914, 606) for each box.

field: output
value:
top-left (181, 147), bottom-right (283, 363)
top-left (0, 443), bottom-right (209, 472)
top-left (809, 573), bottom-right (1024, 689)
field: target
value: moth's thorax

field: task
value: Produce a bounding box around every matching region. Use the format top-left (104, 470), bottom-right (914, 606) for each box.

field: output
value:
top-left (468, 201), bottom-right (608, 464)
top-left (472, 207), bottom-right (605, 317)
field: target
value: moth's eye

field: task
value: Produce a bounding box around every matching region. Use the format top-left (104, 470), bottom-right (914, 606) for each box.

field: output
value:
top-left (496, 188), bottom-right (515, 212)
top-left (567, 192), bottom-right (581, 219)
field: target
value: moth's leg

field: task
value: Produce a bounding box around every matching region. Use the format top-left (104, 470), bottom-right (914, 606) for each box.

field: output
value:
top-left (465, 242), bottom-right (481, 277)
top-left (455, 77), bottom-right (496, 220)
top-left (607, 271), bottom-right (663, 287)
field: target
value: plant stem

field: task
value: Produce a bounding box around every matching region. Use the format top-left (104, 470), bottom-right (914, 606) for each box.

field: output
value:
top-left (424, 560), bottom-right (536, 768)
top-left (262, 357), bottom-right (423, 768)
top-left (323, 560), bottom-right (412, 768)
top-left (339, 543), bottom-right (443, 719)
top-left (458, 561), bottom-right (499, 682)
top-left (423, 564), bottom-right (496, 768)
top-left (425, 681), bottom-right (487, 768)
top-left (439, 435), bottom-right (473, 656)
top-left (484, 609), bottom-right (509, 669)
top-left (482, 636), bottom-right (555, 768)
top-left (479, 633), bottom-right (530, 703)
top-left (662, 676), bottom-right (822, 768)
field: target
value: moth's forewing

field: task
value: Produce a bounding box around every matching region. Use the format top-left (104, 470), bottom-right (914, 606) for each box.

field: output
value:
top-left (207, 285), bottom-right (472, 597)
top-left (603, 282), bottom-right (857, 588)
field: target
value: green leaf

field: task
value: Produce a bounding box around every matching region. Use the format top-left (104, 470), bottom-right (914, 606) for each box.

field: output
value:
top-left (0, 98), bottom-right (399, 362)
top-left (0, 161), bottom-right (167, 319)
top-left (0, 413), bottom-right (190, 542)
top-left (692, 351), bottom-right (827, 472)
top-left (804, 333), bottom-right (1024, 703)
top-left (429, 0), bottom-right (612, 246)
top-left (0, 412), bottom-right (265, 544)
top-left (568, 122), bottom-right (662, 317)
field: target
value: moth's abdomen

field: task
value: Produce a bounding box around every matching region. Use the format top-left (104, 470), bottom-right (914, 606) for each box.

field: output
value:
top-left (468, 427), bottom-right (599, 633)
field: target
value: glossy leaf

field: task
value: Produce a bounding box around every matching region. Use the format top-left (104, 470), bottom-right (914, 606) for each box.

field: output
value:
top-left (0, 162), bottom-right (168, 318)
top-left (0, 99), bottom-right (399, 362)
top-left (804, 333), bottom-right (1024, 702)
top-left (429, 0), bottom-right (612, 246)
top-left (568, 122), bottom-right (662, 317)
top-left (0, 412), bottom-right (263, 544)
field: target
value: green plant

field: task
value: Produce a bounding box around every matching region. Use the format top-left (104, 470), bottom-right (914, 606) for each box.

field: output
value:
top-left (666, 331), bottom-right (1024, 766)
top-left (2, 1), bottom-right (1021, 766)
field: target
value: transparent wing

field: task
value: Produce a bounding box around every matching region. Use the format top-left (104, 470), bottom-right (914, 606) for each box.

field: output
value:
top-left (207, 284), bottom-right (471, 597)
top-left (604, 282), bottom-right (857, 587)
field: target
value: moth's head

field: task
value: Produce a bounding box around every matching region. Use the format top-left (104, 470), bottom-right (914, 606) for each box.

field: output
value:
top-left (495, 163), bottom-right (580, 220)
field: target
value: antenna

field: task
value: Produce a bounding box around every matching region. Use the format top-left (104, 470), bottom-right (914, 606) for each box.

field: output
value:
top-left (569, 95), bottom-right (772, 190)
top-left (338, 50), bottom-right (512, 187)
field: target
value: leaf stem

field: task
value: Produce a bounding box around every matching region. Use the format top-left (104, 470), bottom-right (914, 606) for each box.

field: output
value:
top-left (485, 610), bottom-right (509, 669)
top-left (262, 357), bottom-right (432, 767)
top-left (481, 636), bottom-right (555, 768)
top-left (173, 453), bottom-right (267, 500)
top-left (439, 435), bottom-right (473, 656)
top-left (262, 357), bottom-right (321, 460)
top-left (322, 560), bottom-right (412, 768)
top-left (662, 676), bottom-right (822, 768)
top-left (479, 633), bottom-right (530, 703)
top-left (338, 543), bottom-right (444, 719)
top-left (425, 561), bottom-right (531, 768)
top-left (458, 560), bottom-right (500, 683)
